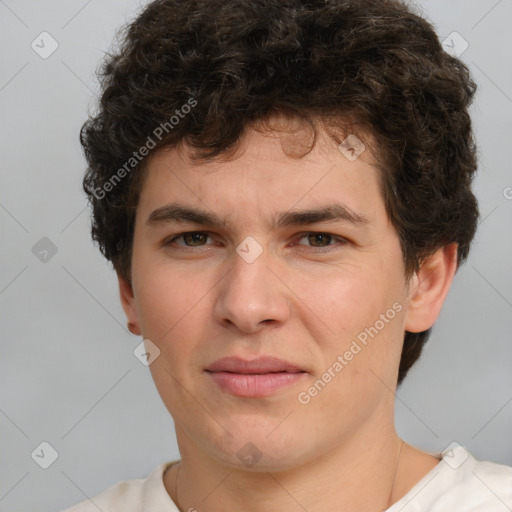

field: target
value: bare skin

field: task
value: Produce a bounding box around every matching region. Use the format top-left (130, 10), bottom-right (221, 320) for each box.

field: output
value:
top-left (162, 441), bottom-right (442, 510)
top-left (118, 118), bottom-right (457, 512)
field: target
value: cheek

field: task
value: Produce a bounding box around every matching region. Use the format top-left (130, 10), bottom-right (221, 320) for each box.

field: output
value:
top-left (132, 256), bottom-right (226, 380)
top-left (293, 256), bottom-right (406, 375)
top-left (132, 248), bottom-right (208, 336)
top-left (288, 260), bottom-right (388, 336)
top-left (135, 264), bottom-right (210, 412)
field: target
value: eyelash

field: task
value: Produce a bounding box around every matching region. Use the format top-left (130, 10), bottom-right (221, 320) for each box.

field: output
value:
top-left (162, 231), bottom-right (348, 253)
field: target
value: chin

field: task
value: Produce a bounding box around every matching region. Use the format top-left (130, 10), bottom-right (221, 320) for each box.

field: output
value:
top-left (206, 423), bottom-right (316, 473)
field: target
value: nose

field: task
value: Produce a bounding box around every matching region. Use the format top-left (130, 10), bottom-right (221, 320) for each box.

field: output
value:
top-left (212, 240), bottom-right (290, 334)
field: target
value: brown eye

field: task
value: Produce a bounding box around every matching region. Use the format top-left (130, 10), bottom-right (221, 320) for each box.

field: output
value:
top-left (306, 233), bottom-right (333, 247)
top-left (165, 231), bottom-right (212, 248)
top-left (181, 232), bottom-right (209, 246)
top-left (294, 232), bottom-right (347, 250)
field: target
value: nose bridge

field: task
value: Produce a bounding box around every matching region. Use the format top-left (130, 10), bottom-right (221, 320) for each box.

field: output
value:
top-left (214, 235), bottom-right (289, 331)
top-left (231, 235), bottom-right (270, 289)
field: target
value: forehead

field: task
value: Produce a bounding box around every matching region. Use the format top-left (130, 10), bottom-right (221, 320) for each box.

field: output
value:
top-left (136, 125), bottom-right (385, 230)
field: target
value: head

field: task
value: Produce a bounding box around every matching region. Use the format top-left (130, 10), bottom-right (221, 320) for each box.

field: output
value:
top-left (81, 0), bottom-right (478, 469)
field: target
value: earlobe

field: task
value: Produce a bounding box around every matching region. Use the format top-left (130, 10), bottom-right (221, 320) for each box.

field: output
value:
top-left (117, 271), bottom-right (142, 336)
top-left (404, 243), bottom-right (458, 334)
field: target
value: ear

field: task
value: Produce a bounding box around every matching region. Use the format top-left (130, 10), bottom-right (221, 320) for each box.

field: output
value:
top-left (404, 243), bottom-right (458, 333)
top-left (117, 271), bottom-right (142, 336)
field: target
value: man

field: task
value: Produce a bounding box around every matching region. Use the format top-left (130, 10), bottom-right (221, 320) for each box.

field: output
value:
top-left (64, 0), bottom-right (512, 510)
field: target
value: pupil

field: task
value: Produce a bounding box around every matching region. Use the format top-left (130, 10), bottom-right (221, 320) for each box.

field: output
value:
top-left (310, 233), bottom-right (330, 246)
top-left (186, 233), bottom-right (205, 245)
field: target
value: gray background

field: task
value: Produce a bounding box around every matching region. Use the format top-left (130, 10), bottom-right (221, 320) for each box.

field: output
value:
top-left (1, 1), bottom-right (511, 511)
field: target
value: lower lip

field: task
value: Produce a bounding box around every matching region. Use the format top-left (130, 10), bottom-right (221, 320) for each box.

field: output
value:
top-left (206, 371), bottom-right (306, 397)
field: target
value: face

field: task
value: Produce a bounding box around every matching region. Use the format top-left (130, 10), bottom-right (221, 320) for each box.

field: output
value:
top-left (121, 122), bottom-right (413, 471)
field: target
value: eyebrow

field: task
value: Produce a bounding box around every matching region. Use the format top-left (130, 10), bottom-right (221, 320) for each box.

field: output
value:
top-left (146, 202), bottom-right (370, 231)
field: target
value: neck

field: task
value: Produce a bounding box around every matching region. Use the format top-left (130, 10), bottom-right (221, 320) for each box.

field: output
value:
top-left (165, 422), bottom-right (418, 512)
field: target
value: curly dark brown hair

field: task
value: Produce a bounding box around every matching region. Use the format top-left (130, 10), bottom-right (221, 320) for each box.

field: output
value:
top-left (81, 0), bottom-right (479, 386)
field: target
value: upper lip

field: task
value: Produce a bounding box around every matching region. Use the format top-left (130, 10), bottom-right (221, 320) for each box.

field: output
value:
top-left (205, 356), bottom-right (305, 374)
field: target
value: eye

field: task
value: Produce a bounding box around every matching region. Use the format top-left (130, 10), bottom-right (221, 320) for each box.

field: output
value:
top-left (163, 231), bottom-right (214, 250)
top-left (293, 232), bottom-right (348, 251)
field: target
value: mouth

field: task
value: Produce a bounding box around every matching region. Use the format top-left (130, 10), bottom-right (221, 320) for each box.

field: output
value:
top-left (205, 356), bottom-right (307, 397)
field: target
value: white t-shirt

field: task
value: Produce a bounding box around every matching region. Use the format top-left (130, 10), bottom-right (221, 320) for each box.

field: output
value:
top-left (61, 445), bottom-right (512, 511)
